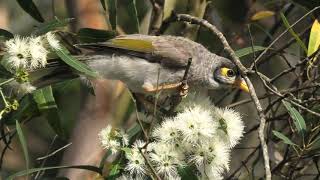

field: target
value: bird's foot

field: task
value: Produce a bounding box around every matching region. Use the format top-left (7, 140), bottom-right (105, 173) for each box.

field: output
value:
top-left (179, 80), bottom-right (189, 97)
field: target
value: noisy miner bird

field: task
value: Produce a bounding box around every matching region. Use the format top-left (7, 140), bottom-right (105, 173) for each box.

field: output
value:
top-left (46, 34), bottom-right (249, 94)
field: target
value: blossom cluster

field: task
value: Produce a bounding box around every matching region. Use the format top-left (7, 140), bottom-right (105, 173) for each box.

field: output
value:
top-left (98, 125), bottom-right (129, 155)
top-left (0, 32), bottom-right (61, 96)
top-left (3, 32), bottom-right (60, 71)
top-left (98, 93), bottom-right (244, 179)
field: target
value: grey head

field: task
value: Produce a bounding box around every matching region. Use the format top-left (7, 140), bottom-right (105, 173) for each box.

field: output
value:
top-left (205, 54), bottom-right (249, 92)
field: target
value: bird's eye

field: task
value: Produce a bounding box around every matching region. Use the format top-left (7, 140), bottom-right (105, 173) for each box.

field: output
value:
top-left (220, 67), bottom-right (236, 78)
top-left (227, 69), bottom-right (235, 77)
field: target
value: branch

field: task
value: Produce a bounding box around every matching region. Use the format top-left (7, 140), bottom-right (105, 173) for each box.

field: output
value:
top-left (148, 0), bottom-right (163, 35)
top-left (173, 13), bottom-right (272, 180)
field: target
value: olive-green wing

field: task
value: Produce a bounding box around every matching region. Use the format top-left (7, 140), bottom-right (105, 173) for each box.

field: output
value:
top-left (76, 34), bottom-right (191, 67)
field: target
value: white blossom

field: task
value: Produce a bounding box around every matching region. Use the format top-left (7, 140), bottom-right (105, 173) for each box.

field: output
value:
top-left (110, 94), bottom-right (244, 179)
top-left (46, 32), bottom-right (61, 50)
top-left (176, 92), bottom-right (212, 112)
top-left (98, 125), bottom-right (127, 154)
top-left (189, 140), bottom-right (230, 179)
top-left (125, 147), bottom-right (146, 178)
top-left (149, 143), bottom-right (184, 179)
top-left (176, 106), bottom-right (217, 143)
top-left (121, 130), bottom-right (129, 146)
top-left (213, 107), bottom-right (244, 148)
top-left (152, 119), bottom-right (181, 144)
top-left (29, 36), bottom-right (48, 68)
top-left (133, 139), bottom-right (146, 149)
top-left (4, 36), bottom-right (30, 69)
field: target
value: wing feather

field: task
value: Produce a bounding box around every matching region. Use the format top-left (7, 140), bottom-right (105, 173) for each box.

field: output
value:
top-left (76, 34), bottom-right (191, 68)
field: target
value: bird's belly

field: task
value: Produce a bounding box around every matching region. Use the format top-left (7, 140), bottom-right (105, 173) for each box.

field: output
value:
top-left (86, 54), bottom-right (184, 93)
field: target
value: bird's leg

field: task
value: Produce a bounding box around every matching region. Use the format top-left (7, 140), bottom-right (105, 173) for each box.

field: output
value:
top-left (142, 82), bottom-right (182, 93)
top-left (168, 58), bottom-right (192, 113)
top-left (178, 57), bottom-right (192, 97)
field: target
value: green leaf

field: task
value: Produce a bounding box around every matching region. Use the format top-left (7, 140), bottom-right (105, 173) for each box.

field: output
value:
top-left (16, 0), bottom-right (44, 23)
top-left (107, 0), bottom-right (117, 30)
top-left (52, 79), bottom-right (82, 137)
top-left (15, 120), bottom-right (30, 175)
top-left (7, 165), bottom-right (102, 180)
top-left (282, 101), bottom-right (307, 135)
top-left (307, 19), bottom-right (320, 57)
top-left (100, 0), bottom-right (107, 10)
top-left (121, 147), bottom-right (132, 155)
top-left (280, 12), bottom-right (308, 53)
top-left (99, 150), bottom-right (112, 169)
top-left (33, 86), bottom-right (67, 138)
top-left (33, 86), bottom-right (57, 110)
top-left (54, 45), bottom-right (98, 78)
top-left (33, 18), bottom-right (74, 35)
top-left (272, 130), bottom-right (297, 146)
top-left (235, 46), bottom-right (266, 58)
top-left (0, 29), bottom-right (14, 40)
top-left (127, 123), bottom-right (141, 140)
top-left (127, 0), bottom-right (140, 33)
top-left (306, 19), bottom-right (320, 79)
top-left (77, 28), bottom-right (116, 43)
top-left (178, 166), bottom-right (198, 180)
top-left (108, 163), bottom-right (121, 178)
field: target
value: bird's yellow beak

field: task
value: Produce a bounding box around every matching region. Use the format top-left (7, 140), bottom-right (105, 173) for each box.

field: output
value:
top-left (233, 78), bottom-right (249, 93)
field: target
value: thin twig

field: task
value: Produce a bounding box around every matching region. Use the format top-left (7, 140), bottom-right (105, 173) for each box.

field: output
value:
top-left (37, 142), bottom-right (72, 161)
top-left (138, 148), bottom-right (161, 180)
top-left (127, 91), bottom-right (149, 141)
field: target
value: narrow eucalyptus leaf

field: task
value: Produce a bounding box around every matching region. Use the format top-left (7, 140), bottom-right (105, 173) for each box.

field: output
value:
top-left (77, 28), bottom-right (116, 43)
top-left (235, 46), bottom-right (266, 58)
top-left (0, 29), bottom-right (14, 40)
top-left (33, 18), bottom-right (74, 35)
top-left (33, 86), bottom-right (57, 110)
top-left (273, 130), bottom-right (297, 146)
top-left (100, 0), bottom-right (107, 10)
top-left (16, 120), bottom-right (30, 173)
top-left (307, 19), bottom-right (320, 57)
top-left (282, 100), bottom-right (307, 135)
top-left (107, 0), bottom-right (117, 30)
top-left (54, 45), bottom-right (98, 78)
top-left (280, 13), bottom-right (307, 53)
top-left (127, 123), bottom-right (141, 139)
top-left (16, 0), bottom-right (44, 22)
top-left (127, 0), bottom-right (140, 33)
top-left (33, 86), bottom-right (67, 138)
top-left (99, 150), bottom-right (112, 169)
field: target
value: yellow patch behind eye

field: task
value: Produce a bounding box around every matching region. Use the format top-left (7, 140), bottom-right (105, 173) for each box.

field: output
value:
top-left (220, 67), bottom-right (231, 77)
